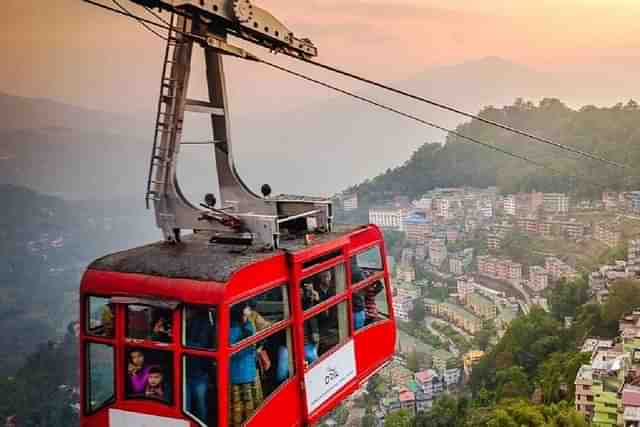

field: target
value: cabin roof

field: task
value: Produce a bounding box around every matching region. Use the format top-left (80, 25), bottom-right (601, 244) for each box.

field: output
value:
top-left (89, 225), bottom-right (365, 282)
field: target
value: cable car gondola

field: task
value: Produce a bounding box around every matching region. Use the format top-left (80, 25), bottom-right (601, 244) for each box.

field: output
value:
top-left (79, 1), bottom-right (396, 426)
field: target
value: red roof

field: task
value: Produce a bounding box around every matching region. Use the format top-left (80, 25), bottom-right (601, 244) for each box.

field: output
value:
top-left (399, 391), bottom-right (415, 403)
top-left (623, 386), bottom-right (640, 407)
top-left (415, 370), bottom-right (433, 384)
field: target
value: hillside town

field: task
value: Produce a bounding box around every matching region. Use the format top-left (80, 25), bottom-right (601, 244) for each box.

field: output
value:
top-left (331, 188), bottom-right (640, 426)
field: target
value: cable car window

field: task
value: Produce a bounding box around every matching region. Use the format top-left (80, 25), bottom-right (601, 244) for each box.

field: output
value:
top-left (303, 302), bottom-right (349, 365)
top-left (229, 285), bottom-right (288, 346)
top-left (351, 246), bottom-right (383, 285)
top-left (353, 280), bottom-right (389, 331)
top-left (183, 355), bottom-right (217, 427)
top-left (126, 305), bottom-right (173, 343)
top-left (86, 296), bottom-right (114, 338)
top-left (184, 306), bottom-right (217, 350)
top-left (86, 343), bottom-right (114, 413)
top-left (125, 348), bottom-right (173, 404)
top-left (301, 264), bottom-right (346, 311)
top-left (228, 328), bottom-right (294, 426)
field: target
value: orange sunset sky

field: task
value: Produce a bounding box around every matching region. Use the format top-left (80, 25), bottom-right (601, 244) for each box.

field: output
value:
top-left (1, 0), bottom-right (639, 114)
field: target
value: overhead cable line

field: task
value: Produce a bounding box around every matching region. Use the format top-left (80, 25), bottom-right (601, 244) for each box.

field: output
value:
top-left (110, 0), bottom-right (168, 40)
top-left (81, 0), bottom-right (617, 190)
top-left (142, 4), bottom-right (171, 26)
top-left (256, 58), bottom-right (607, 190)
top-left (301, 58), bottom-right (630, 170)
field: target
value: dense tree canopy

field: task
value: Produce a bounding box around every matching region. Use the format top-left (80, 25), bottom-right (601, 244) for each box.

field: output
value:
top-left (347, 99), bottom-right (640, 205)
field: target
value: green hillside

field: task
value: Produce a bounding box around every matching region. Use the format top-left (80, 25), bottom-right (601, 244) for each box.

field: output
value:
top-left (348, 98), bottom-right (640, 204)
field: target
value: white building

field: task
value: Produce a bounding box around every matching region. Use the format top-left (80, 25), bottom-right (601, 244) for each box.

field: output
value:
top-left (393, 295), bottom-right (414, 322)
top-left (369, 208), bottom-right (404, 230)
top-left (543, 193), bottom-right (570, 214)
top-left (528, 266), bottom-right (549, 292)
top-left (443, 368), bottom-right (461, 387)
top-left (504, 195), bottom-right (516, 216)
top-left (342, 193), bottom-right (358, 211)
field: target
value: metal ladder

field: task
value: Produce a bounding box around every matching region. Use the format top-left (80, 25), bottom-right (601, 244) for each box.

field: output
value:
top-left (145, 13), bottom-right (184, 208)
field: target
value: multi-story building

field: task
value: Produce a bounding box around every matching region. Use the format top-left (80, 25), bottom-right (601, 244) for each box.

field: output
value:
top-left (446, 227), bottom-right (460, 243)
top-left (466, 292), bottom-right (497, 320)
top-left (369, 207), bottom-right (404, 230)
top-left (575, 365), bottom-right (595, 419)
top-left (487, 234), bottom-right (500, 251)
top-left (528, 266), bottom-right (549, 292)
top-left (504, 195), bottom-right (516, 216)
top-left (427, 301), bottom-right (482, 334)
top-left (543, 193), bottom-right (570, 214)
top-left (630, 191), bottom-right (640, 213)
top-left (429, 239), bottom-right (448, 268)
top-left (545, 257), bottom-right (579, 282)
top-left (393, 295), bottom-right (414, 322)
top-left (404, 214), bottom-right (432, 245)
top-left (415, 244), bottom-right (427, 261)
top-left (432, 349), bottom-right (456, 373)
top-left (443, 368), bottom-right (461, 388)
top-left (413, 196), bottom-right (433, 211)
top-left (622, 386), bottom-right (640, 427)
top-left (594, 222), bottom-right (623, 248)
top-left (449, 257), bottom-right (464, 276)
top-left (630, 240), bottom-right (640, 265)
top-left (414, 369), bottom-right (444, 405)
top-left (456, 276), bottom-right (476, 303)
top-left (602, 192), bottom-right (619, 210)
top-left (560, 221), bottom-right (586, 240)
top-left (342, 193), bottom-right (358, 211)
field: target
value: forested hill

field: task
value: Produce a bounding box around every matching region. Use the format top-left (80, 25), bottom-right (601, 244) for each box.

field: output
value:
top-left (348, 99), bottom-right (640, 205)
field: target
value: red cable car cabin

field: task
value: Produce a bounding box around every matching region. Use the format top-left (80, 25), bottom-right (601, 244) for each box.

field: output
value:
top-left (80, 224), bottom-right (395, 427)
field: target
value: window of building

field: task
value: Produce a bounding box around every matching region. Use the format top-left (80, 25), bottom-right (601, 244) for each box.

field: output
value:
top-left (353, 280), bottom-right (390, 331)
top-left (301, 264), bottom-right (346, 311)
top-left (125, 348), bottom-right (173, 404)
top-left (228, 328), bottom-right (294, 426)
top-left (303, 302), bottom-right (349, 365)
top-left (126, 305), bottom-right (173, 343)
top-left (86, 343), bottom-right (114, 413)
top-left (86, 296), bottom-right (114, 338)
top-left (183, 355), bottom-right (217, 427)
top-left (184, 306), bottom-right (217, 350)
top-left (229, 285), bottom-right (288, 346)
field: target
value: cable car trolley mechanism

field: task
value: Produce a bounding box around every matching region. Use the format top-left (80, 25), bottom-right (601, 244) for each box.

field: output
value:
top-left (79, 1), bottom-right (396, 426)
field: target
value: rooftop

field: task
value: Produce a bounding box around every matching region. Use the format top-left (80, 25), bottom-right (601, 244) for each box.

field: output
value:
top-left (89, 225), bottom-right (363, 282)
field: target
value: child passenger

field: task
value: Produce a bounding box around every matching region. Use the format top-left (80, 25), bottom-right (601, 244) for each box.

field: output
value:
top-left (145, 366), bottom-right (167, 401)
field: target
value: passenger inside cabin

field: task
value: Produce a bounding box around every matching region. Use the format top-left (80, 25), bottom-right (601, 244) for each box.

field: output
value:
top-left (127, 350), bottom-right (151, 395)
top-left (229, 303), bottom-right (262, 427)
top-left (301, 283), bottom-right (320, 365)
top-left (352, 289), bottom-right (366, 331)
top-left (145, 365), bottom-right (169, 402)
top-left (150, 314), bottom-right (171, 343)
top-left (364, 281), bottom-right (384, 326)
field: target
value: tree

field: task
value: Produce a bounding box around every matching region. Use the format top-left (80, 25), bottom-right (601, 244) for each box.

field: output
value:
top-left (496, 366), bottom-right (530, 399)
top-left (362, 410), bottom-right (377, 427)
top-left (409, 298), bottom-right (426, 325)
top-left (548, 277), bottom-right (589, 321)
top-left (602, 280), bottom-right (640, 323)
top-left (407, 349), bottom-right (420, 373)
top-left (384, 409), bottom-right (412, 427)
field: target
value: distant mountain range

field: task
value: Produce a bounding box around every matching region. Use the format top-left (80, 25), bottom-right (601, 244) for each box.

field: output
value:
top-left (0, 184), bottom-right (157, 375)
top-left (1, 57), bottom-right (639, 200)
